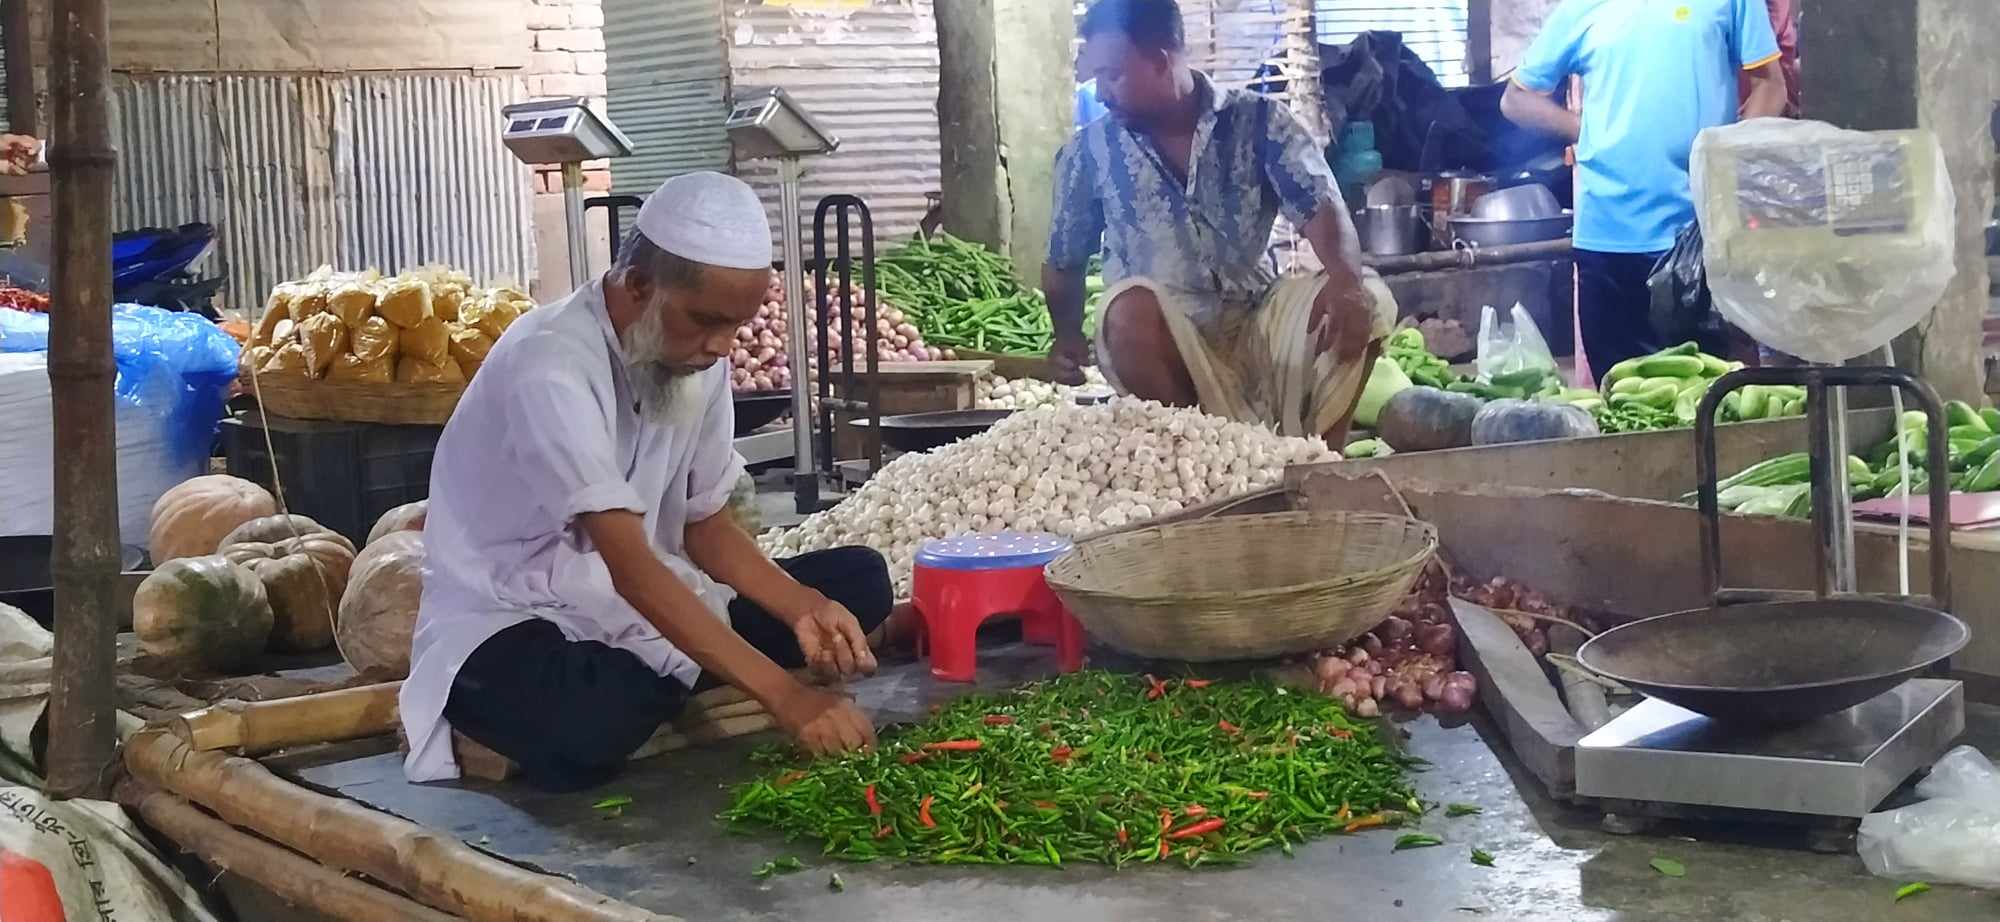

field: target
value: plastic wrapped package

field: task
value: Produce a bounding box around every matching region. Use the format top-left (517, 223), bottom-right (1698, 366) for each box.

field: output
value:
top-left (326, 352), bottom-right (395, 383)
top-left (446, 323), bottom-right (494, 368)
top-left (294, 312), bottom-right (348, 376)
top-left (1691, 121), bottom-right (1955, 363)
top-left (432, 283), bottom-right (465, 322)
top-left (376, 278), bottom-right (434, 328)
top-left (1475, 303), bottom-right (1556, 381)
top-left (461, 294), bottom-right (520, 339)
top-left (326, 281), bottom-right (377, 326)
top-left (253, 293), bottom-right (291, 346)
top-left (396, 355), bottom-right (465, 385)
top-left (399, 314), bottom-right (450, 365)
top-left (261, 342), bottom-right (312, 377)
top-left (1858, 745), bottom-right (2000, 888)
top-left (238, 344), bottom-right (274, 378)
top-left (291, 282), bottom-right (330, 321)
top-left (350, 316), bottom-right (397, 362)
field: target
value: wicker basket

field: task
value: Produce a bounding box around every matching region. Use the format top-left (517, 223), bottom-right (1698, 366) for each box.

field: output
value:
top-left (249, 375), bottom-right (465, 426)
top-left (1045, 511), bottom-right (1438, 661)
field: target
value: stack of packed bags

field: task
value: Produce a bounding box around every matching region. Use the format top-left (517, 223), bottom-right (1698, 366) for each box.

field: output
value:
top-left (240, 266), bottom-right (531, 387)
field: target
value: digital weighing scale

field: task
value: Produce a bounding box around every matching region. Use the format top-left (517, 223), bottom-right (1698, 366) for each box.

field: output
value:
top-left (1573, 124), bottom-right (1970, 847)
top-left (499, 97), bottom-right (634, 289)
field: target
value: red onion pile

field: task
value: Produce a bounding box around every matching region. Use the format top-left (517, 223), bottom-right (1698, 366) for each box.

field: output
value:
top-left (731, 272), bottom-right (955, 394)
top-left (1312, 563), bottom-right (1571, 718)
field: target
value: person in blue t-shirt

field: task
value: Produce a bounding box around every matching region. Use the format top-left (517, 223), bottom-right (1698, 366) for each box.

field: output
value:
top-left (1501, 0), bottom-right (1788, 374)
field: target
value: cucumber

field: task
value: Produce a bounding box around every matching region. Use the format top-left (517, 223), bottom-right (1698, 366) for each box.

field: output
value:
top-left (1717, 453), bottom-right (1811, 490)
top-left (1344, 438), bottom-right (1387, 459)
top-left (1661, 341), bottom-right (1702, 357)
top-left (1946, 400), bottom-right (1989, 433)
top-left (1782, 486), bottom-right (1815, 519)
top-left (1609, 376), bottom-right (1651, 396)
top-left (1847, 455), bottom-right (1874, 485)
top-left (1720, 392), bottom-right (1743, 421)
top-left (1698, 354), bottom-right (1732, 377)
top-left (1964, 435), bottom-right (2000, 469)
top-left (1737, 483), bottom-right (1810, 516)
top-left (1780, 397), bottom-right (1805, 416)
top-left (1983, 407), bottom-right (2000, 433)
top-left (1675, 376), bottom-right (1710, 396)
top-left (1633, 355), bottom-right (1707, 378)
top-left (1968, 452), bottom-right (2000, 493)
top-left (1599, 356), bottom-right (1646, 391)
top-left (1635, 379), bottom-right (1683, 409)
top-left (1673, 389), bottom-right (1701, 426)
top-left (1738, 385), bottom-right (1771, 420)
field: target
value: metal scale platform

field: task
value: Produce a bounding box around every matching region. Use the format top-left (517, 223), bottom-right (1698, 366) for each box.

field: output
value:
top-left (1569, 123), bottom-right (1971, 846)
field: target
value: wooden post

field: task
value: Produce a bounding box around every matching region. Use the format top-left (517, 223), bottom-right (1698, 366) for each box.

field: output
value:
top-left (44, 0), bottom-right (118, 800)
top-left (0, 0), bottom-right (35, 137)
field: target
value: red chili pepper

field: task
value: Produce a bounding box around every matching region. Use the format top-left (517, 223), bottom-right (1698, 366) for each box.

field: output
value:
top-left (1116, 826), bottom-right (1130, 847)
top-left (1032, 800), bottom-right (1058, 811)
top-left (874, 824), bottom-right (894, 839)
top-left (1217, 719), bottom-right (1241, 735)
top-left (1246, 791), bottom-right (1270, 801)
top-left (922, 739), bottom-right (984, 752)
top-left (1182, 804), bottom-right (1208, 818)
top-left (982, 714), bottom-right (1015, 726)
top-left (775, 769), bottom-right (807, 787)
top-left (1143, 674), bottom-right (1168, 700)
top-left (1159, 809), bottom-right (1173, 834)
top-left (918, 795), bottom-right (936, 828)
top-left (1183, 679), bottom-right (1213, 689)
top-left (864, 784), bottom-right (881, 817)
top-left (1166, 817), bottom-right (1226, 840)
top-left (1157, 839), bottom-right (1170, 859)
top-left (1331, 728), bottom-right (1353, 740)
top-left (1049, 745), bottom-right (1074, 764)
top-left (900, 751), bottom-right (930, 765)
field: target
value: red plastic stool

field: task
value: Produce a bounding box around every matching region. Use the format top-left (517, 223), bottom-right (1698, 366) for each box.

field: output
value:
top-left (0, 850), bottom-right (64, 922)
top-left (911, 532), bottom-right (1085, 683)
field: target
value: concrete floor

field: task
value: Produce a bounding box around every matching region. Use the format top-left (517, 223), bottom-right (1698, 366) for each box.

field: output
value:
top-left (286, 645), bottom-right (2000, 922)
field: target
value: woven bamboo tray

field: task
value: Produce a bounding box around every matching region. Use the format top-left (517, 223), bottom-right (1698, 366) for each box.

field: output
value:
top-left (249, 375), bottom-right (464, 426)
top-left (1046, 511), bottom-right (1437, 661)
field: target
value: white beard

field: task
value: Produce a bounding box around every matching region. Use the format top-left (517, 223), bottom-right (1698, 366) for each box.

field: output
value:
top-left (620, 302), bottom-right (711, 427)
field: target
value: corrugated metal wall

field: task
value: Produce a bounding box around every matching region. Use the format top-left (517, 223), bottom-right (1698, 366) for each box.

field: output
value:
top-left (726, 0), bottom-right (941, 248)
top-left (109, 72), bottom-right (534, 314)
top-left (606, 0), bottom-right (731, 202)
top-left (1316, 0), bottom-right (1470, 86)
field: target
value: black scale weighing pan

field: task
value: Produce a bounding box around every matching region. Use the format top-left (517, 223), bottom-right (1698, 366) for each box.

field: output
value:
top-left (732, 390), bottom-right (793, 436)
top-left (1576, 366), bottom-right (1969, 726)
top-left (844, 409), bottom-right (1014, 453)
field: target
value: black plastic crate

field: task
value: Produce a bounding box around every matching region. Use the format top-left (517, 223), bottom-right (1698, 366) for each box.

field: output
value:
top-left (222, 413), bottom-right (442, 546)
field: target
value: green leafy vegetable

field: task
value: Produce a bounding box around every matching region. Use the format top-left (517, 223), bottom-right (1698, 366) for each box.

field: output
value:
top-left (1470, 848), bottom-right (1495, 867)
top-left (1649, 857), bottom-right (1687, 878)
top-left (1893, 882), bottom-right (1930, 902)
top-left (1393, 833), bottom-right (1444, 851)
top-left (1445, 803), bottom-right (1482, 817)
top-left (722, 671), bottom-right (1418, 868)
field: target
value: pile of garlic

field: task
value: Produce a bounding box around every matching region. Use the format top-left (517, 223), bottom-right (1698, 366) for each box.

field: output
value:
top-left (761, 397), bottom-right (1336, 593)
top-left (973, 367), bottom-right (1110, 411)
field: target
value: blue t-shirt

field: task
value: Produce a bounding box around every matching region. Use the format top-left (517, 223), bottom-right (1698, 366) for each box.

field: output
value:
top-left (1516, 0), bottom-right (1780, 254)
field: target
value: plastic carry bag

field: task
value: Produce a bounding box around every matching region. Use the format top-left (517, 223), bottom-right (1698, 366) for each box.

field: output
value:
top-left (1646, 221), bottom-right (1715, 344)
top-left (1474, 303), bottom-right (1556, 381)
top-left (1857, 745), bottom-right (2000, 888)
top-left (1690, 119), bottom-right (1956, 364)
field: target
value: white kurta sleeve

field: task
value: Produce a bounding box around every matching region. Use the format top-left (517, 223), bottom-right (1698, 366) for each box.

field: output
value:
top-left (685, 371), bottom-right (748, 522)
top-left (504, 366), bottom-right (646, 521)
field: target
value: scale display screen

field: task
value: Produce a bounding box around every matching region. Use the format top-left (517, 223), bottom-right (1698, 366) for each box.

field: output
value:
top-left (1736, 140), bottom-right (1912, 236)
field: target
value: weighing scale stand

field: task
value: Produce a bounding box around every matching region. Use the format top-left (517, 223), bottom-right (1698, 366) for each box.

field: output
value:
top-left (1576, 367), bottom-right (1964, 843)
top-left (810, 195), bottom-right (883, 506)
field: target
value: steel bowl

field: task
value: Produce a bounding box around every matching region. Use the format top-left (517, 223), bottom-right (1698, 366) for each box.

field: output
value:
top-left (1355, 204), bottom-right (1429, 257)
top-left (1449, 212), bottom-right (1573, 249)
top-left (1470, 183), bottom-right (1562, 221)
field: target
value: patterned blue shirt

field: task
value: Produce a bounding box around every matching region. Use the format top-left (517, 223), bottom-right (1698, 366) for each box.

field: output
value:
top-left (1046, 72), bottom-right (1341, 305)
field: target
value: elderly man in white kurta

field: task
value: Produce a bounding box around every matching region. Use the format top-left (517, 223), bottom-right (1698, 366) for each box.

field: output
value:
top-left (401, 172), bottom-right (886, 791)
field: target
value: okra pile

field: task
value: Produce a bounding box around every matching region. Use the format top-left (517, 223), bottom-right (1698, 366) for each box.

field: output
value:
top-left (876, 233), bottom-right (1102, 356)
top-left (721, 671), bottom-right (1419, 868)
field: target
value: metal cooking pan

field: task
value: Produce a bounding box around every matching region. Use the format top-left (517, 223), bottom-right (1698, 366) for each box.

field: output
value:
top-left (1576, 598), bottom-right (1968, 725)
top-left (845, 409), bottom-right (1012, 453)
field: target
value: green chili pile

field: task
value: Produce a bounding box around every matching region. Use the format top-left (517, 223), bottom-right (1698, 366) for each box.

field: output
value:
top-left (720, 671), bottom-right (1420, 868)
top-left (876, 233), bottom-right (1101, 356)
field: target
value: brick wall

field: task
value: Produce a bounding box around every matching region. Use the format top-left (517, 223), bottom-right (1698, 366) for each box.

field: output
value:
top-left (525, 0), bottom-right (610, 195)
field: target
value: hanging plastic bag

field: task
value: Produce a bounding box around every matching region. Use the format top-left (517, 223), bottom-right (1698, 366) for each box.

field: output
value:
top-left (1857, 745), bottom-right (2000, 888)
top-left (1474, 303), bottom-right (1556, 381)
top-left (1646, 221), bottom-right (1715, 345)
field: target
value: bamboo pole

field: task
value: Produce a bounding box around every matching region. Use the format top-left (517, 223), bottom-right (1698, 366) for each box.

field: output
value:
top-left (124, 729), bottom-right (680, 922)
top-left (44, 0), bottom-right (119, 800)
top-left (120, 781), bottom-right (462, 922)
top-left (173, 683), bottom-right (402, 754)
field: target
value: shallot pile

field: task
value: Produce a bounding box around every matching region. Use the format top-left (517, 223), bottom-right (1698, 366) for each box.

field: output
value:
top-left (732, 271), bottom-right (956, 393)
top-left (760, 398), bottom-right (1336, 593)
top-left (1311, 565), bottom-right (1576, 718)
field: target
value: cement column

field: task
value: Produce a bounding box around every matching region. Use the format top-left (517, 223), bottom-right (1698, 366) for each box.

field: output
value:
top-left (935, 0), bottom-right (1075, 280)
top-left (1800, 0), bottom-right (1998, 400)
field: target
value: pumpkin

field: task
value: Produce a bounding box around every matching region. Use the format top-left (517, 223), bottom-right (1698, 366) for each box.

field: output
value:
top-left (336, 531), bottom-right (425, 677)
top-left (149, 475), bottom-right (280, 564)
top-left (1376, 387), bottom-right (1484, 452)
top-left (132, 556), bottom-right (274, 671)
top-left (1470, 399), bottom-right (1601, 446)
top-left (220, 534), bottom-right (356, 653)
top-left (365, 501), bottom-right (428, 547)
top-left (218, 514), bottom-right (356, 554)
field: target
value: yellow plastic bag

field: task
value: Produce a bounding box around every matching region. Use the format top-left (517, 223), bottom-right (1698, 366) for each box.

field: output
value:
top-left (350, 316), bottom-right (398, 363)
top-left (377, 278), bottom-right (434, 328)
top-left (470, 296), bottom-right (520, 340)
top-left (253, 290), bottom-right (292, 347)
top-left (395, 355), bottom-right (466, 385)
top-left (432, 283), bottom-right (466, 323)
top-left (261, 342), bottom-right (313, 378)
top-left (327, 281), bottom-right (378, 327)
top-left (292, 283), bottom-right (331, 321)
top-left (239, 345), bottom-right (274, 378)
top-left (446, 323), bottom-right (494, 367)
top-left (327, 352), bottom-right (395, 383)
top-left (295, 313), bottom-right (349, 376)
top-left (399, 314), bottom-right (450, 365)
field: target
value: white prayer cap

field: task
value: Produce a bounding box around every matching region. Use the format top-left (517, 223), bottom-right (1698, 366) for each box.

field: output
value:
top-left (635, 171), bottom-right (772, 270)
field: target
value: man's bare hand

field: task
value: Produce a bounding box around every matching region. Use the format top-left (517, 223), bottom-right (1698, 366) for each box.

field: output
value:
top-left (1310, 282), bottom-right (1373, 362)
top-left (0, 136), bottom-right (38, 176)
top-left (1048, 333), bottom-right (1090, 386)
top-left (773, 685), bottom-right (876, 756)
top-left (791, 596), bottom-right (878, 679)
